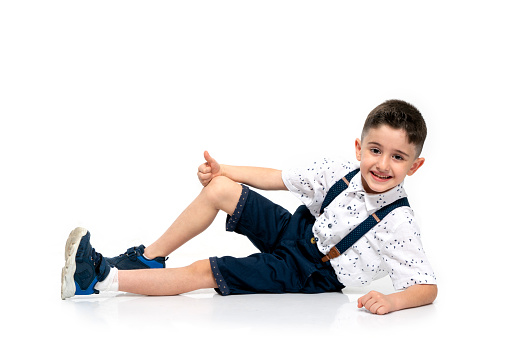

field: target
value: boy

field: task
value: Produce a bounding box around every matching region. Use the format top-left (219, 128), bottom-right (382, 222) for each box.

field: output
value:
top-left (61, 99), bottom-right (437, 315)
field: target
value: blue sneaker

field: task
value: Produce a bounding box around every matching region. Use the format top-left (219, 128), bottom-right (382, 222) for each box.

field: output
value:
top-left (61, 227), bottom-right (110, 299)
top-left (105, 245), bottom-right (166, 270)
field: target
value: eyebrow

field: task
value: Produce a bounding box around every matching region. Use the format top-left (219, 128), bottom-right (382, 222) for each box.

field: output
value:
top-left (367, 142), bottom-right (410, 158)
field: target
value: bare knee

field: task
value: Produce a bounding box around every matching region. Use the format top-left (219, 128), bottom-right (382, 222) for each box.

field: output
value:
top-left (202, 176), bottom-right (242, 215)
top-left (189, 259), bottom-right (218, 289)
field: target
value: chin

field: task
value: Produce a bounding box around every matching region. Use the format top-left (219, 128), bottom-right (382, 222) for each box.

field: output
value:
top-left (365, 180), bottom-right (394, 194)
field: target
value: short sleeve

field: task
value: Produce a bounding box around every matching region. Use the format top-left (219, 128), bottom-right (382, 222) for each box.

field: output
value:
top-left (379, 209), bottom-right (437, 290)
top-left (282, 157), bottom-right (357, 217)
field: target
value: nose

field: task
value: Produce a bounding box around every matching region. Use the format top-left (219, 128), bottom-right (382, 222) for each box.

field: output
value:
top-left (376, 155), bottom-right (390, 172)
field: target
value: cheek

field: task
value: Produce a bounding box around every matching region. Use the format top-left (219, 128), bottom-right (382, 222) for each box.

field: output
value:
top-left (359, 158), bottom-right (373, 174)
top-left (393, 165), bottom-right (410, 178)
top-left (360, 152), bottom-right (375, 167)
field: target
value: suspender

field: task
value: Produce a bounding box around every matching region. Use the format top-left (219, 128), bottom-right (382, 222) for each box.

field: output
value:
top-left (320, 169), bottom-right (360, 215)
top-left (318, 169), bottom-right (410, 263)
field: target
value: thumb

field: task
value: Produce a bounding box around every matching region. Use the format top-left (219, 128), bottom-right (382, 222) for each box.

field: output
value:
top-left (204, 150), bottom-right (214, 164)
top-left (204, 151), bottom-right (221, 174)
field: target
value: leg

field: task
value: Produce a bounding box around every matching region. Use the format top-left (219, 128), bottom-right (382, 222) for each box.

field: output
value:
top-left (118, 259), bottom-right (218, 295)
top-left (143, 176), bottom-right (242, 259)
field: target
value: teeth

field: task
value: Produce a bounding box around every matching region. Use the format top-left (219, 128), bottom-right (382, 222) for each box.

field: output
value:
top-left (373, 172), bottom-right (390, 179)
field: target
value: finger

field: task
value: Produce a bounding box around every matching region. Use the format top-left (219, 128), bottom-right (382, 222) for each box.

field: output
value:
top-left (362, 295), bottom-right (389, 315)
top-left (357, 292), bottom-right (373, 308)
top-left (364, 297), bottom-right (377, 312)
top-left (198, 164), bottom-right (211, 173)
top-left (198, 172), bottom-right (212, 181)
top-left (369, 301), bottom-right (387, 315)
top-left (204, 150), bottom-right (213, 164)
top-left (204, 151), bottom-right (221, 175)
top-left (358, 295), bottom-right (369, 308)
top-left (376, 305), bottom-right (389, 315)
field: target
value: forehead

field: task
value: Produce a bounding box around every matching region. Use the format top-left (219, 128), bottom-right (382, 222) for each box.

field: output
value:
top-left (362, 125), bottom-right (416, 155)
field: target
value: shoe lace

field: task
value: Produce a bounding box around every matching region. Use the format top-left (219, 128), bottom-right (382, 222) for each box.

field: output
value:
top-left (91, 247), bottom-right (104, 269)
top-left (126, 246), bottom-right (139, 261)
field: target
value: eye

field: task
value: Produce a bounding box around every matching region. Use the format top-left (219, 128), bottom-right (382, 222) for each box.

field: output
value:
top-left (392, 154), bottom-right (405, 161)
top-left (370, 148), bottom-right (381, 155)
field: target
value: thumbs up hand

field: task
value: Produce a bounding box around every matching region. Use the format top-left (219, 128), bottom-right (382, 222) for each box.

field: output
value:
top-left (197, 151), bottom-right (223, 187)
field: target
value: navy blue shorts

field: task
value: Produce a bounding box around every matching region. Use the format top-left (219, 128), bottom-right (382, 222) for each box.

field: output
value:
top-left (209, 185), bottom-right (345, 295)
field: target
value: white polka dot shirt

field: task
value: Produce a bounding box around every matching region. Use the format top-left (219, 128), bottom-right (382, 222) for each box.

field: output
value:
top-left (282, 157), bottom-right (437, 290)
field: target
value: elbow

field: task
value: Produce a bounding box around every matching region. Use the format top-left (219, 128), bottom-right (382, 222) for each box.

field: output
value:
top-left (421, 284), bottom-right (438, 305)
top-left (411, 283), bottom-right (438, 306)
top-left (430, 284), bottom-right (438, 303)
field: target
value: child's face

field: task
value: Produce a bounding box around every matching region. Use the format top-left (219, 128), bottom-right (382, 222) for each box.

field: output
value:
top-left (355, 125), bottom-right (425, 194)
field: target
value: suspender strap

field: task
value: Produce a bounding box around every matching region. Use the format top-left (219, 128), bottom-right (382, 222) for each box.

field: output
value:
top-left (321, 197), bottom-right (410, 262)
top-left (315, 168), bottom-right (411, 262)
top-left (320, 168), bottom-right (359, 215)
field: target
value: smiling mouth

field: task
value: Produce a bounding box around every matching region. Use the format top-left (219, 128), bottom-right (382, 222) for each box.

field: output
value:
top-left (371, 171), bottom-right (392, 180)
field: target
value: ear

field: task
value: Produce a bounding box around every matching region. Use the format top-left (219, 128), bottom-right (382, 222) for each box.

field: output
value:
top-left (355, 138), bottom-right (362, 161)
top-left (407, 157), bottom-right (425, 176)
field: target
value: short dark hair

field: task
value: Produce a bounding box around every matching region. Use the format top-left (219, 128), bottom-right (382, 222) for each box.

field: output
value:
top-left (361, 99), bottom-right (427, 157)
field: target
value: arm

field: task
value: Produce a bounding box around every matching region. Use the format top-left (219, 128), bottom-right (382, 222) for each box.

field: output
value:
top-left (357, 284), bottom-right (438, 315)
top-left (197, 151), bottom-right (287, 191)
top-left (221, 164), bottom-right (286, 190)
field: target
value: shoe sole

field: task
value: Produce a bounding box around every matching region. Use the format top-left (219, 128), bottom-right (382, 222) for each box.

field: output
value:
top-left (61, 227), bottom-right (88, 300)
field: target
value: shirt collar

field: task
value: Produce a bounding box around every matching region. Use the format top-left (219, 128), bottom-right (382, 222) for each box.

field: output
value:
top-left (345, 171), bottom-right (408, 214)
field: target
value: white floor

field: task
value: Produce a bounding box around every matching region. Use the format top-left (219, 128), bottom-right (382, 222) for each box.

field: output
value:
top-left (4, 249), bottom-right (501, 339)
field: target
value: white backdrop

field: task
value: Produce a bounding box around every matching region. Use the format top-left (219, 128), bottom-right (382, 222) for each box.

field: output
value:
top-left (1, 0), bottom-right (507, 337)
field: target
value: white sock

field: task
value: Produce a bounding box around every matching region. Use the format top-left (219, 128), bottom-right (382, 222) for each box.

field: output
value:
top-left (95, 267), bottom-right (119, 292)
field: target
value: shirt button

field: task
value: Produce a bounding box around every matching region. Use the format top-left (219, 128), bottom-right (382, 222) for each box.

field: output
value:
top-left (310, 237), bottom-right (317, 244)
top-left (328, 223), bottom-right (333, 228)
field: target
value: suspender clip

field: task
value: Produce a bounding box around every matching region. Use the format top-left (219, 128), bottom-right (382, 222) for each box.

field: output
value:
top-left (321, 247), bottom-right (340, 262)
